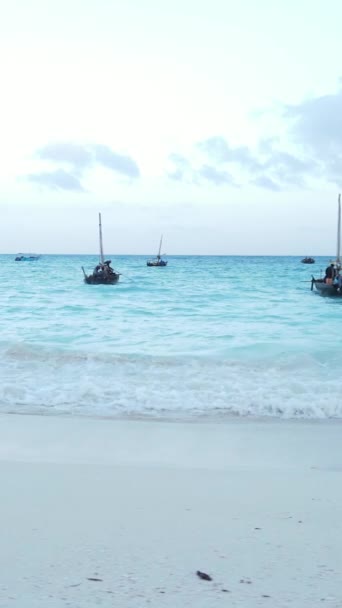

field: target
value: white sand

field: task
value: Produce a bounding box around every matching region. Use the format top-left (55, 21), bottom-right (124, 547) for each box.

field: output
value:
top-left (0, 414), bottom-right (341, 608)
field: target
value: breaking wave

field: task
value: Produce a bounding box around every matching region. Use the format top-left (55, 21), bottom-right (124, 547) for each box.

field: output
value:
top-left (0, 343), bottom-right (341, 419)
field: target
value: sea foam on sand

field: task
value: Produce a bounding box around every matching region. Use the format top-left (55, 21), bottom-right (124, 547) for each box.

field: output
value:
top-left (0, 414), bottom-right (341, 607)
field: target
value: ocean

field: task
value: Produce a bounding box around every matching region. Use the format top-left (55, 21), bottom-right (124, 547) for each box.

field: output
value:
top-left (1, 254), bottom-right (341, 419)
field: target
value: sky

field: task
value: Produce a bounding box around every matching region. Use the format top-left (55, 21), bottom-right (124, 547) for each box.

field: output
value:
top-left (1, 0), bottom-right (342, 254)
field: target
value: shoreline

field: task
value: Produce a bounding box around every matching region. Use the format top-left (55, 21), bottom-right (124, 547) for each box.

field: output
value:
top-left (3, 408), bottom-right (342, 425)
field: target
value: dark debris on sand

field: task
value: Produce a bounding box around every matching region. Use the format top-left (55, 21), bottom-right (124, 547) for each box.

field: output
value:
top-left (196, 570), bottom-right (212, 581)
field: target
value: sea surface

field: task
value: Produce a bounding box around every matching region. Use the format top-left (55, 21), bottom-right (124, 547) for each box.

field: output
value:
top-left (0, 254), bottom-right (341, 420)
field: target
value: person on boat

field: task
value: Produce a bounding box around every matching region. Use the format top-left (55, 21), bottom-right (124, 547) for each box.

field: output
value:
top-left (324, 263), bottom-right (336, 282)
top-left (104, 260), bottom-right (114, 275)
top-left (333, 272), bottom-right (342, 290)
top-left (93, 264), bottom-right (104, 276)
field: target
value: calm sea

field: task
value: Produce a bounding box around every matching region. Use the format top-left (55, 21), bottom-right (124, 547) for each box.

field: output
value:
top-left (0, 254), bottom-right (340, 419)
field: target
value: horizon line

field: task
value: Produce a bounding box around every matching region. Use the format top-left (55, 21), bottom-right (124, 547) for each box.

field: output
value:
top-left (0, 253), bottom-right (335, 258)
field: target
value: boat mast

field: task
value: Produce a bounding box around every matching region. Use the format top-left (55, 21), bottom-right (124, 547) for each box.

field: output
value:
top-left (337, 194), bottom-right (341, 266)
top-left (99, 212), bottom-right (105, 265)
top-left (157, 235), bottom-right (163, 260)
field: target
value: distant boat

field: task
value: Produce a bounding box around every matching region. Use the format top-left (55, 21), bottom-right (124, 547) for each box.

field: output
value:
top-left (301, 257), bottom-right (315, 264)
top-left (146, 235), bottom-right (168, 267)
top-left (82, 213), bottom-right (120, 285)
top-left (15, 253), bottom-right (41, 261)
top-left (311, 194), bottom-right (342, 296)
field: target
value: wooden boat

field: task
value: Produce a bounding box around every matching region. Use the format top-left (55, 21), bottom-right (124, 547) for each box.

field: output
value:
top-left (146, 235), bottom-right (168, 267)
top-left (311, 276), bottom-right (342, 296)
top-left (301, 257), bottom-right (315, 264)
top-left (15, 253), bottom-right (40, 261)
top-left (82, 213), bottom-right (120, 285)
top-left (311, 194), bottom-right (342, 296)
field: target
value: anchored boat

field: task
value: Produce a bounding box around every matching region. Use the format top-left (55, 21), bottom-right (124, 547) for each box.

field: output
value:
top-left (146, 235), bottom-right (168, 267)
top-left (15, 253), bottom-right (41, 261)
top-left (311, 194), bottom-right (342, 296)
top-left (82, 213), bottom-right (120, 285)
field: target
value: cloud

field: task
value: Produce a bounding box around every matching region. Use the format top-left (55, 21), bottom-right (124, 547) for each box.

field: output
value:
top-left (173, 86), bottom-right (342, 191)
top-left (27, 169), bottom-right (84, 191)
top-left (262, 149), bottom-right (317, 186)
top-left (198, 164), bottom-right (235, 186)
top-left (35, 141), bottom-right (140, 180)
top-left (27, 141), bottom-right (140, 191)
top-left (167, 153), bottom-right (235, 186)
top-left (284, 88), bottom-right (342, 183)
top-left (251, 176), bottom-right (281, 191)
top-left (258, 137), bottom-right (279, 154)
top-left (198, 135), bottom-right (316, 188)
top-left (167, 154), bottom-right (194, 182)
top-left (37, 143), bottom-right (92, 169)
top-left (285, 90), bottom-right (342, 151)
top-left (167, 125), bottom-right (322, 191)
top-left (167, 135), bottom-right (309, 190)
top-left (92, 144), bottom-right (140, 178)
top-left (197, 136), bottom-right (261, 172)
top-left (197, 136), bottom-right (231, 162)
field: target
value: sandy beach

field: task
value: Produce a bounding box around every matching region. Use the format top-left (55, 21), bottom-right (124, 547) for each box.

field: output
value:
top-left (0, 414), bottom-right (341, 607)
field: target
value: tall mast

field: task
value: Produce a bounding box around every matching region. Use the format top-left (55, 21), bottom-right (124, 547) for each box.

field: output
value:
top-left (158, 235), bottom-right (163, 259)
top-left (99, 212), bottom-right (105, 264)
top-left (337, 194), bottom-right (341, 265)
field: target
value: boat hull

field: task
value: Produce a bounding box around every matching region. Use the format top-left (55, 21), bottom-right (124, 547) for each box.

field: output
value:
top-left (15, 255), bottom-right (40, 261)
top-left (312, 278), bottom-right (342, 296)
top-left (146, 260), bottom-right (168, 267)
top-left (84, 273), bottom-right (120, 285)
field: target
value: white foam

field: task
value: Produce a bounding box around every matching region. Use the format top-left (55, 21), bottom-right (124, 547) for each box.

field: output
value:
top-left (0, 344), bottom-right (341, 419)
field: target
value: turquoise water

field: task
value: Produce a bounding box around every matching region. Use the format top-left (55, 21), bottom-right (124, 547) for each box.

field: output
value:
top-left (1, 254), bottom-right (341, 418)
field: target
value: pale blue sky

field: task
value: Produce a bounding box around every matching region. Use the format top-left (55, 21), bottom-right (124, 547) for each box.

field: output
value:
top-left (1, 0), bottom-right (342, 254)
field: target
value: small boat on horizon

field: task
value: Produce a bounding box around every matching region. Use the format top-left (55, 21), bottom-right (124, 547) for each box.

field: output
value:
top-left (311, 194), bottom-right (342, 296)
top-left (82, 213), bottom-right (120, 285)
top-left (146, 235), bottom-right (168, 267)
top-left (15, 253), bottom-right (41, 261)
top-left (301, 256), bottom-right (315, 264)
